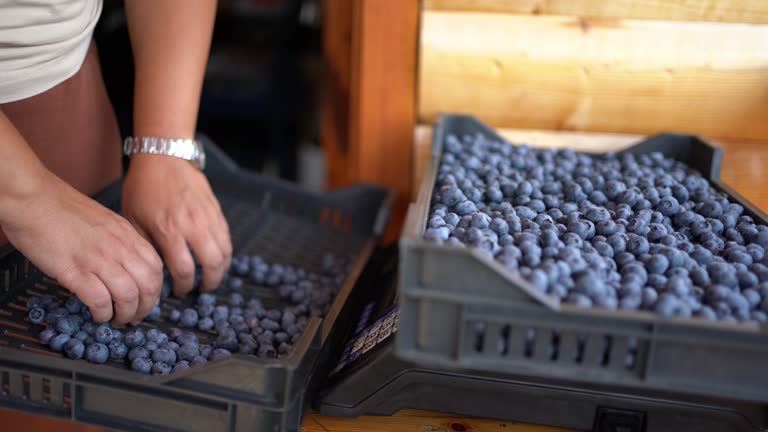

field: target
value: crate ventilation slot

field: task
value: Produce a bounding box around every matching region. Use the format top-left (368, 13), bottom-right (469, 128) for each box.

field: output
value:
top-left (469, 321), bottom-right (639, 371)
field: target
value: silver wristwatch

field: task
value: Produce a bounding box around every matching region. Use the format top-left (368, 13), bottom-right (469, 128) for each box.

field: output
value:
top-left (123, 136), bottom-right (206, 170)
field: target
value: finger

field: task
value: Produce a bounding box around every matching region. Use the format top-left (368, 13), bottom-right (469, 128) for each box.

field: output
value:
top-left (187, 222), bottom-right (226, 292)
top-left (60, 270), bottom-right (113, 323)
top-left (205, 197), bottom-right (233, 278)
top-left (125, 218), bottom-right (163, 268)
top-left (97, 263), bottom-right (140, 326)
top-left (153, 229), bottom-right (196, 296)
top-left (119, 246), bottom-right (163, 324)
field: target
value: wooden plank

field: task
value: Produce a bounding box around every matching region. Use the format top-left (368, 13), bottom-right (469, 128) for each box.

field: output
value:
top-left (413, 124), bottom-right (768, 214)
top-left (419, 11), bottom-right (768, 141)
top-left (424, 0), bottom-right (768, 24)
top-left (304, 410), bottom-right (576, 432)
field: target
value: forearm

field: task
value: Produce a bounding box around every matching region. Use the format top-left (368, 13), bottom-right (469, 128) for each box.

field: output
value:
top-left (125, 0), bottom-right (216, 139)
top-left (0, 111), bottom-right (50, 225)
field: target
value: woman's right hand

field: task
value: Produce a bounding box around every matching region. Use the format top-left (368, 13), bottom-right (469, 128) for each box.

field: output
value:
top-left (1, 171), bottom-right (164, 325)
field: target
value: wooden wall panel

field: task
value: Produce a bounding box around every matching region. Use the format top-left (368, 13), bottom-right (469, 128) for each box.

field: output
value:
top-left (419, 11), bottom-right (768, 141)
top-left (424, 0), bottom-right (768, 24)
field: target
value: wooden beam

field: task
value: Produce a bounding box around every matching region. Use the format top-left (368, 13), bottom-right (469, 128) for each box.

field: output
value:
top-left (324, 0), bottom-right (418, 242)
top-left (424, 0), bottom-right (768, 24)
top-left (321, 0), bottom-right (355, 189)
top-left (419, 11), bottom-right (768, 141)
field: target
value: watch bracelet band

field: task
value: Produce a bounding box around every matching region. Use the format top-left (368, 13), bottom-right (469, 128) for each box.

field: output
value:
top-left (123, 136), bottom-right (205, 170)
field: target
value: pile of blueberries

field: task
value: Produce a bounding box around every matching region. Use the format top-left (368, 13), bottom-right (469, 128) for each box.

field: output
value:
top-left (424, 132), bottom-right (768, 323)
top-left (28, 253), bottom-right (351, 374)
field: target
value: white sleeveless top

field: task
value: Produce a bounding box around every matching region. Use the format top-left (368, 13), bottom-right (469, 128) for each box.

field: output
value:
top-left (0, 0), bottom-right (102, 103)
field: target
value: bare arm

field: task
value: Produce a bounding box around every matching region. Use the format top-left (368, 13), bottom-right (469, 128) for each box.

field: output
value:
top-left (125, 0), bottom-right (216, 138)
top-left (0, 110), bottom-right (162, 325)
top-left (123, 1), bottom-right (232, 297)
top-left (0, 111), bottom-right (49, 218)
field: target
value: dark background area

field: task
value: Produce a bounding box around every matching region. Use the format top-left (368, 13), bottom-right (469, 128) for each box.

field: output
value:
top-left (93, 0), bottom-right (324, 183)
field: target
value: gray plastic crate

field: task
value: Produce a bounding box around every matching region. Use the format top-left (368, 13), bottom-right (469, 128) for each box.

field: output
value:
top-left (398, 114), bottom-right (768, 404)
top-left (0, 136), bottom-right (394, 432)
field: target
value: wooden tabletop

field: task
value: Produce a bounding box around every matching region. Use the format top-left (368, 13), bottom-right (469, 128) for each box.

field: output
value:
top-left (2, 128), bottom-right (768, 432)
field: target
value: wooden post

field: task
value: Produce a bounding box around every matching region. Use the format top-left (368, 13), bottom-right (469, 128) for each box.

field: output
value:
top-left (322, 0), bottom-right (420, 242)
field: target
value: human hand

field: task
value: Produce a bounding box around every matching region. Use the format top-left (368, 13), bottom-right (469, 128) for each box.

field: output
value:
top-left (1, 172), bottom-right (164, 325)
top-left (122, 155), bottom-right (232, 297)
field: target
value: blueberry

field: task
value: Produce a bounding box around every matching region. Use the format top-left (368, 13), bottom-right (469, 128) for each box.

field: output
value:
top-left (85, 343), bottom-right (109, 364)
top-left (455, 200), bottom-right (478, 216)
top-left (131, 357), bottom-right (153, 374)
top-left (645, 254), bottom-right (669, 275)
top-left (46, 330), bottom-right (70, 352)
top-left (162, 341), bottom-right (180, 353)
top-left (151, 347), bottom-right (177, 364)
top-left (743, 288), bottom-right (762, 308)
top-left (657, 196), bottom-right (680, 216)
top-left (229, 293), bottom-right (245, 308)
top-left (172, 361), bottom-right (190, 374)
top-left (197, 317), bottom-right (214, 332)
top-left (63, 338), bottom-right (85, 359)
top-left (190, 356), bottom-right (208, 367)
top-left (108, 341), bottom-right (129, 360)
top-left (443, 213), bottom-right (461, 227)
top-left (566, 293), bottom-right (592, 308)
top-left (180, 308), bottom-right (199, 328)
top-left (144, 341), bottom-right (159, 352)
top-left (215, 333), bottom-right (239, 352)
top-left (197, 344), bottom-right (212, 360)
top-left (724, 247), bottom-right (753, 265)
top-left (253, 343), bottom-right (275, 358)
top-left (166, 327), bottom-right (183, 340)
top-left (64, 296), bottom-right (83, 314)
top-left (625, 234), bottom-right (650, 256)
top-left (73, 330), bottom-right (89, 342)
top-left (211, 305), bottom-right (230, 322)
top-left (655, 294), bottom-right (681, 317)
top-left (128, 346), bottom-right (150, 362)
top-left (56, 318), bottom-right (76, 336)
top-left (690, 266), bottom-right (710, 286)
top-left (209, 348), bottom-right (232, 361)
top-left (28, 307), bottom-right (45, 325)
top-left (168, 309), bottom-right (182, 323)
top-left (145, 305), bottom-right (162, 321)
top-left (641, 287), bottom-right (658, 307)
top-left (666, 275), bottom-right (691, 297)
top-left (94, 324), bottom-right (114, 344)
top-left (177, 342), bottom-right (200, 362)
top-left (146, 328), bottom-right (168, 345)
top-left (151, 362), bottom-right (172, 376)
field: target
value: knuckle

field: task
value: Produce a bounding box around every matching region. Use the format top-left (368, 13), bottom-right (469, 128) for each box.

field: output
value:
top-left (204, 250), bottom-right (225, 269)
top-left (89, 291), bottom-right (113, 312)
top-left (155, 213), bottom-right (175, 237)
top-left (174, 260), bottom-right (195, 279)
top-left (113, 284), bottom-right (139, 305)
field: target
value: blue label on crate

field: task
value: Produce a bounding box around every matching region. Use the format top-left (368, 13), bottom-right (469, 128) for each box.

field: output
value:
top-left (330, 305), bottom-right (400, 376)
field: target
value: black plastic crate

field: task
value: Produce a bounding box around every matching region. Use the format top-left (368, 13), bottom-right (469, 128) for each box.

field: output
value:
top-left (398, 115), bottom-right (768, 404)
top-left (0, 137), bottom-right (394, 432)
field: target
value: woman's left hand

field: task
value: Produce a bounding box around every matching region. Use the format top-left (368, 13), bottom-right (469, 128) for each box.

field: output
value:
top-left (122, 154), bottom-right (232, 296)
